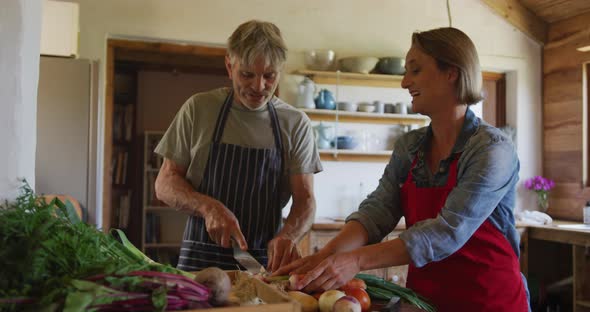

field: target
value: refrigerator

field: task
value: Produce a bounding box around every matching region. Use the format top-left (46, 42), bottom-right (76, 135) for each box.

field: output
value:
top-left (36, 56), bottom-right (99, 224)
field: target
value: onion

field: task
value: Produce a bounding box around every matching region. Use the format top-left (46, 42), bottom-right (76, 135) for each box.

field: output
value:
top-left (332, 296), bottom-right (361, 312)
top-left (318, 289), bottom-right (345, 312)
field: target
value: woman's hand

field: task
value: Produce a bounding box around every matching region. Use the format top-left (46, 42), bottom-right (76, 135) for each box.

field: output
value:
top-left (272, 251), bottom-right (327, 277)
top-left (297, 252), bottom-right (361, 293)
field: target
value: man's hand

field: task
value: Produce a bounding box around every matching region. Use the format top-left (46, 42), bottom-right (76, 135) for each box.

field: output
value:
top-left (266, 236), bottom-right (300, 272)
top-left (200, 196), bottom-right (247, 250)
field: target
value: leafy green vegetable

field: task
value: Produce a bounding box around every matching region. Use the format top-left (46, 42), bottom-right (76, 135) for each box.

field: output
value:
top-left (356, 273), bottom-right (436, 312)
top-left (0, 181), bottom-right (205, 311)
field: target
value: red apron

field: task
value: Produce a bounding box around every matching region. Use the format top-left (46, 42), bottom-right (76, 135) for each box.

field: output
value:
top-left (401, 154), bottom-right (528, 311)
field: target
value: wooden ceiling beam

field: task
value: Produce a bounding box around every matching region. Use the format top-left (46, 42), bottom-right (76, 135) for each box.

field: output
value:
top-left (481, 0), bottom-right (548, 45)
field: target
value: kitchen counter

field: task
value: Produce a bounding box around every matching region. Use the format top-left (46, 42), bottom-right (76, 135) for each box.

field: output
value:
top-left (312, 218), bottom-right (407, 231)
top-left (525, 220), bottom-right (590, 245)
top-left (312, 218), bottom-right (536, 231)
top-left (522, 220), bottom-right (590, 311)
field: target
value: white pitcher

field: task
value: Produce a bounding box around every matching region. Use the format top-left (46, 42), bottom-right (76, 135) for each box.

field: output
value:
top-left (295, 77), bottom-right (316, 109)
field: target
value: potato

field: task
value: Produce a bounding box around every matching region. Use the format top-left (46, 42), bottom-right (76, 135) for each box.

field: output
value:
top-left (288, 291), bottom-right (319, 312)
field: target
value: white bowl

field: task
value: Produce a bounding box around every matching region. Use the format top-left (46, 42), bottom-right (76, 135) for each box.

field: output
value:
top-left (304, 50), bottom-right (336, 71)
top-left (337, 101), bottom-right (357, 112)
top-left (358, 103), bottom-right (376, 113)
top-left (338, 56), bottom-right (379, 74)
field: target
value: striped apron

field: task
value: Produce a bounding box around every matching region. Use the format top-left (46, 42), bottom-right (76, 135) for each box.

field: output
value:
top-left (177, 90), bottom-right (284, 271)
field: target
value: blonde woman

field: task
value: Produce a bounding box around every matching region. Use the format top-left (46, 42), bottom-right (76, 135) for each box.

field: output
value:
top-left (276, 27), bottom-right (529, 311)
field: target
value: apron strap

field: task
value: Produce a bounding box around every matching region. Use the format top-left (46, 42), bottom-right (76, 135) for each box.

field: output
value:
top-left (267, 97), bottom-right (283, 152)
top-left (447, 153), bottom-right (461, 184)
top-left (212, 90), bottom-right (234, 143)
top-left (406, 153), bottom-right (420, 183)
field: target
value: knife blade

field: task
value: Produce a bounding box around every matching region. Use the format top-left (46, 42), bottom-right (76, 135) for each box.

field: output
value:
top-left (232, 240), bottom-right (265, 274)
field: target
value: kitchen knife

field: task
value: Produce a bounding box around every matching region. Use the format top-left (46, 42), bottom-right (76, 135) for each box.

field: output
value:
top-left (232, 240), bottom-right (265, 274)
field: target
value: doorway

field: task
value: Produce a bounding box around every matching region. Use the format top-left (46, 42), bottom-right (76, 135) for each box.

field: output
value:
top-left (103, 39), bottom-right (230, 263)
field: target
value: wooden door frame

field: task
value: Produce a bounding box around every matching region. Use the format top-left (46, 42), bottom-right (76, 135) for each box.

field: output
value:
top-left (482, 71), bottom-right (507, 127)
top-left (103, 39), bottom-right (226, 231)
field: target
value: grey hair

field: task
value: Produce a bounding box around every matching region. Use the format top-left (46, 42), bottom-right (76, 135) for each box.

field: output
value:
top-left (227, 20), bottom-right (287, 69)
top-left (412, 27), bottom-right (483, 105)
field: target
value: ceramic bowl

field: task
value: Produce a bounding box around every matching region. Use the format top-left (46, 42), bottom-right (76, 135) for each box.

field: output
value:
top-left (384, 103), bottom-right (395, 113)
top-left (376, 57), bottom-right (405, 75)
top-left (357, 103), bottom-right (376, 113)
top-left (332, 136), bottom-right (358, 150)
top-left (337, 101), bottom-right (358, 112)
top-left (304, 50), bottom-right (336, 71)
top-left (338, 56), bottom-right (379, 74)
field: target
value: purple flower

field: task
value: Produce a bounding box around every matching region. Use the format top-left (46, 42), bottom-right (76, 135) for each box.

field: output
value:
top-left (524, 176), bottom-right (554, 210)
top-left (524, 176), bottom-right (554, 192)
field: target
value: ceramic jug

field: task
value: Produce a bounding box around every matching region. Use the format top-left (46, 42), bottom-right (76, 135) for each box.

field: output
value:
top-left (313, 122), bottom-right (334, 149)
top-left (315, 89), bottom-right (336, 110)
top-left (295, 77), bottom-right (316, 109)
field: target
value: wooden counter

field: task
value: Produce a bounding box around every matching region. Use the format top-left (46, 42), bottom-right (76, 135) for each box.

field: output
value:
top-left (522, 220), bottom-right (590, 312)
top-left (310, 218), bottom-right (532, 231)
top-left (526, 220), bottom-right (590, 245)
top-left (311, 218), bottom-right (407, 231)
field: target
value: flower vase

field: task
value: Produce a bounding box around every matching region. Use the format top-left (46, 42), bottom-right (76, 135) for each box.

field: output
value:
top-left (536, 192), bottom-right (549, 212)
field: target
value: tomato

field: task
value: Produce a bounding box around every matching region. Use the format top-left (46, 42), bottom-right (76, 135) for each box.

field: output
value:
top-left (344, 287), bottom-right (371, 312)
top-left (341, 278), bottom-right (367, 290)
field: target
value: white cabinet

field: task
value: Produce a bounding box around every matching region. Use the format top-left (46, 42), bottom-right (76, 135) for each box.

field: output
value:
top-left (41, 0), bottom-right (78, 57)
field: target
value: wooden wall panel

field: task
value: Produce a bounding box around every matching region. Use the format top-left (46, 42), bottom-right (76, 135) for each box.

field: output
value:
top-left (544, 99), bottom-right (582, 129)
top-left (545, 151), bottom-right (582, 183)
top-left (546, 183), bottom-right (589, 220)
top-left (544, 69), bottom-right (583, 103)
top-left (543, 11), bottom-right (590, 221)
top-left (545, 129), bottom-right (582, 152)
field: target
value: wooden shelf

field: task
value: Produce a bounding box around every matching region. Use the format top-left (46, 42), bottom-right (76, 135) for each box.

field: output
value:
top-left (144, 243), bottom-right (181, 248)
top-left (319, 149), bottom-right (392, 162)
top-left (577, 300), bottom-right (590, 308)
top-left (300, 108), bottom-right (429, 126)
top-left (293, 69), bottom-right (403, 88)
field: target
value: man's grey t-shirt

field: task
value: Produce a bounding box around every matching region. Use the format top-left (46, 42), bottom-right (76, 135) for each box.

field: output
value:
top-left (154, 87), bottom-right (323, 207)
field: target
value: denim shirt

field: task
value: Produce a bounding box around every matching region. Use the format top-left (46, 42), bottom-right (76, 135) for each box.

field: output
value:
top-left (346, 108), bottom-right (521, 268)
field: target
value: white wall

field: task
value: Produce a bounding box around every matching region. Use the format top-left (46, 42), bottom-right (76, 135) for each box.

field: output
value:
top-left (72, 0), bottom-right (542, 218)
top-left (0, 0), bottom-right (42, 201)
